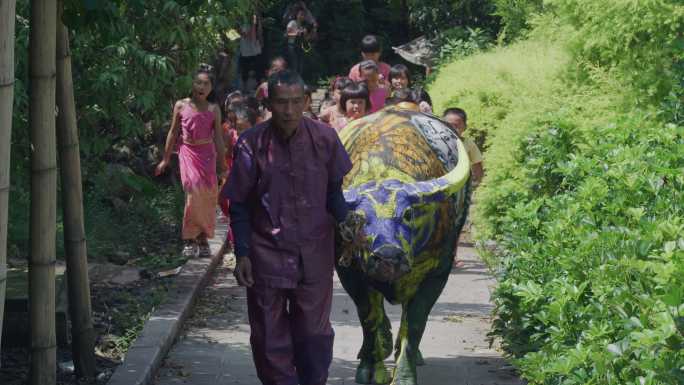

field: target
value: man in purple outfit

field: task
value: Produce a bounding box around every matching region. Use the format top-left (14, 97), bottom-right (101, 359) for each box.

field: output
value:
top-left (221, 69), bottom-right (353, 385)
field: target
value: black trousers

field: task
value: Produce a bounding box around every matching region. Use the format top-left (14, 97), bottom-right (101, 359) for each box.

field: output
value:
top-left (286, 42), bottom-right (304, 76)
top-left (240, 54), bottom-right (263, 82)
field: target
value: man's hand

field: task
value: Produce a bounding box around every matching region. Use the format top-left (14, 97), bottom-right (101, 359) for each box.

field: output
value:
top-left (233, 256), bottom-right (254, 287)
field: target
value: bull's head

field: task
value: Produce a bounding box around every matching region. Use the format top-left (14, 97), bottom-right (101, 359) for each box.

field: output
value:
top-left (342, 141), bottom-right (470, 283)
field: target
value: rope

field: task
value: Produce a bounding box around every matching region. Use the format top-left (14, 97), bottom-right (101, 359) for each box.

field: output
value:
top-left (64, 237), bottom-right (87, 244)
top-left (29, 260), bottom-right (58, 267)
top-left (30, 165), bottom-right (59, 175)
top-left (28, 73), bottom-right (57, 80)
top-left (58, 142), bottom-right (80, 151)
top-left (31, 344), bottom-right (58, 352)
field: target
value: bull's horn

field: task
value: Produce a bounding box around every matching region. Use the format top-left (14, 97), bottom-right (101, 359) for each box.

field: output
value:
top-left (407, 138), bottom-right (471, 201)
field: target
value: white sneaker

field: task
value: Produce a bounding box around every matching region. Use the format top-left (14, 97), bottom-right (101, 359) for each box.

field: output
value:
top-left (182, 241), bottom-right (197, 258)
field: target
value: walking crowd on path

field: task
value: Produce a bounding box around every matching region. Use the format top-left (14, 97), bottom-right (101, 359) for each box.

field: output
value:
top-left (154, 3), bottom-right (484, 384)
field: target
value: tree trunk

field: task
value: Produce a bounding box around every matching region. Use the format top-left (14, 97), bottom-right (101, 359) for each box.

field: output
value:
top-left (56, 8), bottom-right (96, 379)
top-left (29, 1), bottom-right (58, 384)
top-left (0, 0), bottom-right (17, 368)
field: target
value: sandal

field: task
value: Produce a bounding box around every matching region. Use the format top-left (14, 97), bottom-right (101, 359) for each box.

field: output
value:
top-left (182, 240), bottom-right (197, 258)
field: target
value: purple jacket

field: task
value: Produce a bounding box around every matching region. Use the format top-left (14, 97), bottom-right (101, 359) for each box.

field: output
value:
top-left (224, 117), bottom-right (352, 288)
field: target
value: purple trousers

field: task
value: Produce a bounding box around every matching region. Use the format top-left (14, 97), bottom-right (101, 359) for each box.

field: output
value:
top-left (247, 278), bottom-right (334, 385)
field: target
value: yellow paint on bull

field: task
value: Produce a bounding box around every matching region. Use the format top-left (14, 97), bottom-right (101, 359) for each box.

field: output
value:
top-left (339, 107), bottom-right (449, 188)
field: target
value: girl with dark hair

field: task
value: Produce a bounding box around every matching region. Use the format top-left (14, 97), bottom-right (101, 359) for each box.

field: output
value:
top-left (255, 56), bottom-right (288, 102)
top-left (320, 76), bottom-right (352, 129)
top-left (389, 64), bottom-right (433, 113)
top-left (334, 82), bottom-right (371, 131)
top-left (155, 69), bottom-right (226, 258)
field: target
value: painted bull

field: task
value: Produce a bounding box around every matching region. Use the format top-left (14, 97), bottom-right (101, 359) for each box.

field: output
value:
top-left (336, 103), bottom-right (471, 385)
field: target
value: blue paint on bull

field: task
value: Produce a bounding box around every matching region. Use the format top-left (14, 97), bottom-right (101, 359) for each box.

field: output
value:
top-left (336, 105), bottom-right (471, 385)
top-left (370, 188), bottom-right (390, 205)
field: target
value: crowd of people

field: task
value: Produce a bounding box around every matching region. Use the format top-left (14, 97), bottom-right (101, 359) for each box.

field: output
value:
top-left (154, 6), bottom-right (484, 384)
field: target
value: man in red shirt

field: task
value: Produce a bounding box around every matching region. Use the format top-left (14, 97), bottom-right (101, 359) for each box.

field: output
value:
top-left (348, 34), bottom-right (391, 85)
top-left (222, 70), bottom-right (353, 385)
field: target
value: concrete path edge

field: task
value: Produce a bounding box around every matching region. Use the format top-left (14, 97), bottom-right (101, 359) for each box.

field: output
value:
top-left (107, 221), bottom-right (228, 385)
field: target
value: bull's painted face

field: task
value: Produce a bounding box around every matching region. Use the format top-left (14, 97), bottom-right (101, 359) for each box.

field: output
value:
top-left (345, 178), bottom-right (452, 282)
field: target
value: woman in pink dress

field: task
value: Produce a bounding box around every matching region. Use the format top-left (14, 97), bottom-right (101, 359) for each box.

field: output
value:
top-left (156, 69), bottom-right (225, 258)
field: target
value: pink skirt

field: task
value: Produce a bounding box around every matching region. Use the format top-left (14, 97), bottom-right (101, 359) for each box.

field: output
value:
top-left (178, 142), bottom-right (217, 240)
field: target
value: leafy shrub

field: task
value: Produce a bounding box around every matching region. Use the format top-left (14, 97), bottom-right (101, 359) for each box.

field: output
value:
top-left (82, 162), bottom-right (185, 261)
top-left (487, 110), bottom-right (684, 385)
top-left (401, 0), bottom-right (500, 37)
top-left (435, 27), bottom-right (494, 65)
top-left (550, 0), bottom-right (684, 106)
top-left (430, 38), bottom-right (569, 157)
top-left (430, 6), bottom-right (684, 382)
top-left (492, 0), bottom-right (545, 41)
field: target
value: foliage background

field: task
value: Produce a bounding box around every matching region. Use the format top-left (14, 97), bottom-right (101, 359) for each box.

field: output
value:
top-left (6, 0), bottom-right (684, 382)
top-left (8, 0), bottom-right (503, 261)
top-left (258, 0), bottom-right (502, 81)
top-left (430, 1), bottom-right (684, 384)
top-left (9, 0), bottom-right (257, 261)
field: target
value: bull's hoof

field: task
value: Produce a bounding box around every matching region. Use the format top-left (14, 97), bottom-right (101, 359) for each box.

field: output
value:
top-left (372, 361), bottom-right (391, 384)
top-left (390, 366), bottom-right (417, 385)
top-left (416, 350), bottom-right (425, 366)
top-left (391, 370), bottom-right (418, 385)
top-left (390, 374), bottom-right (417, 385)
top-left (355, 361), bottom-right (373, 384)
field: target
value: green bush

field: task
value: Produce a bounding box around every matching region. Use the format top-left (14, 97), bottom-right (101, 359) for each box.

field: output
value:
top-left (430, 38), bottom-right (570, 154)
top-left (550, 0), bottom-right (684, 105)
top-left (430, 3), bottom-right (684, 383)
top-left (434, 27), bottom-right (494, 65)
top-left (493, 0), bottom-right (545, 41)
top-left (487, 111), bottom-right (684, 384)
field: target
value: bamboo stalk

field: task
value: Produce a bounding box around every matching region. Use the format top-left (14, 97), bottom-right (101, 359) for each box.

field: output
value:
top-left (0, 0), bottom-right (17, 369)
top-left (29, 1), bottom-right (58, 384)
top-left (56, 8), bottom-right (96, 378)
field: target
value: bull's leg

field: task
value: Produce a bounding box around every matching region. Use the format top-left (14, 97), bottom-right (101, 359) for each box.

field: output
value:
top-left (337, 265), bottom-right (392, 384)
top-left (394, 325), bottom-right (424, 366)
top-left (364, 291), bottom-right (392, 384)
top-left (392, 275), bottom-right (449, 385)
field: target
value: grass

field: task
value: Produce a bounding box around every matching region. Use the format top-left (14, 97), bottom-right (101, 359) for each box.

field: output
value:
top-left (92, 280), bottom-right (170, 360)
